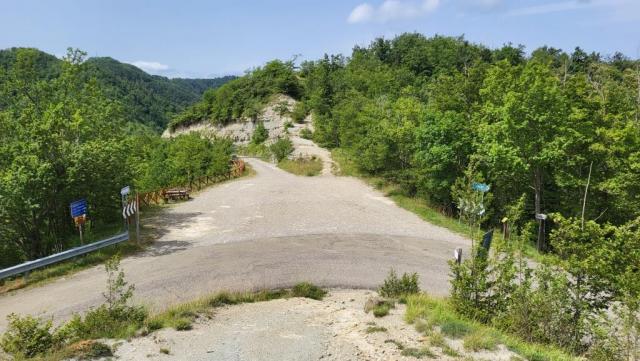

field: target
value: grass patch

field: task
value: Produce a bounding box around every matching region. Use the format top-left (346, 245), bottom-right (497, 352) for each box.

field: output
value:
top-left (401, 347), bottom-right (436, 358)
top-left (366, 325), bottom-right (388, 333)
top-left (236, 143), bottom-right (271, 161)
top-left (159, 347), bottom-right (170, 354)
top-left (373, 303), bottom-right (392, 318)
top-left (463, 329), bottom-right (499, 351)
top-left (278, 156), bottom-right (323, 176)
top-left (291, 282), bottom-right (327, 300)
top-left (404, 294), bottom-right (579, 361)
top-left (146, 283), bottom-right (327, 333)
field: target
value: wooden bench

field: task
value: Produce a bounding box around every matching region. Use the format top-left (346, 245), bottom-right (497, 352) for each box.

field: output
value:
top-left (163, 188), bottom-right (190, 202)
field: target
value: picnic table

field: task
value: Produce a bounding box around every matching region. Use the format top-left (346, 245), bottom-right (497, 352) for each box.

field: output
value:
top-left (163, 188), bottom-right (190, 202)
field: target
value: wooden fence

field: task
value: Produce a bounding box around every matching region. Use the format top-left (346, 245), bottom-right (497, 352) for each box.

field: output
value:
top-left (138, 159), bottom-right (246, 207)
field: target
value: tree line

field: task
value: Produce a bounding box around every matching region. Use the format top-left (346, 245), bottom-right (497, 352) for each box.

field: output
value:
top-left (0, 48), bottom-right (234, 268)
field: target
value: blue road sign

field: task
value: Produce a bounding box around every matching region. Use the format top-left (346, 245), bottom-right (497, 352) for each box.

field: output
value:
top-left (472, 182), bottom-right (490, 193)
top-left (70, 199), bottom-right (87, 218)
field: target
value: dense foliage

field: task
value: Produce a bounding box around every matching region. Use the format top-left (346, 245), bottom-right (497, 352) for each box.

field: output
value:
top-left (170, 60), bottom-right (301, 129)
top-left (0, 49), bottom-right (235, 268)
top-left (298, 34), bottom-right (640, 248)
top-left (0, 47), bottom-right (234, 130)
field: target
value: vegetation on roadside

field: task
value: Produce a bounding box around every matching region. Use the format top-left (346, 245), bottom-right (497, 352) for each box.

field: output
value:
top-left (0, 256), bottom-right (328, 360)
top-left (405, 294), bottom-right (578, 361)
top-left (0, 48), bottom-right (237, 269)
top-left (278, 156), bottom-right (323, 176)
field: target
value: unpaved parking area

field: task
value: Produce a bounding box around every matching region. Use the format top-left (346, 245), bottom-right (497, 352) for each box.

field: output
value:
top-left (0, 156), bottom-right (469, 332)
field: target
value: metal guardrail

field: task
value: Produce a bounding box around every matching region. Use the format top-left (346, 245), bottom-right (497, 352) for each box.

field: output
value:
top-left (0, 232), bottom-right (129, 280)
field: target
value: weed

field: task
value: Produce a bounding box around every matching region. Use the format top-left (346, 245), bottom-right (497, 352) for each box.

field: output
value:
top-left (384, 339), bottom-right (405, 350)
top-left (401, 347), bottom-right (435, 358)
top-left (440, 319), bottom-right (472, 338)
top-left (278, 156), bottom-right (323, 176)
top-left (365, 326), bottom-right (387, 333)
top-left (463, 329), bottom-right (499, 351)
top-left (173, 318), bottom-right (192, 331)
top-left (428, 331), bottom-right (446, 347)
top-left (379, 269), bottom-right (420, 298)
top-left (160, 347), bottom-right (171, 354)
top-left (291, 282), bottom-right (327, 300)
top-left (373, 303), bottom-right (392, 318)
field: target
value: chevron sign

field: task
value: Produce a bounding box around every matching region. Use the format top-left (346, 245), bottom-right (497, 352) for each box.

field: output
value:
top-left (122, 199), bottom-right (138, 219)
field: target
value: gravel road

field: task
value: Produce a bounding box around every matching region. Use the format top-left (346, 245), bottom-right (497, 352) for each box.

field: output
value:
top-left (0, 157), bottom-right (469, 332)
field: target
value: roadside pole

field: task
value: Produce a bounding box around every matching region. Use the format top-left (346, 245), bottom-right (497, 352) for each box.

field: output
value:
top-left (135, 192), bottom-right (140, 244)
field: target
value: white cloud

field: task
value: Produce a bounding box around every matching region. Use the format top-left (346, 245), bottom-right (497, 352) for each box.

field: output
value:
top-left (348, 3), bottom-right (375, 23)
top-left (128, 61), bottom-right (170, 74)
top-left (347, 0), bottom-right (440, 24)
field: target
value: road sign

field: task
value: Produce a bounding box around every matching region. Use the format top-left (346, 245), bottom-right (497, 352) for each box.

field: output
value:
top-left (472, 182), bottom-right (490, 193)
top-left (535, 213), bottom-right (547, 220)
top-left (120, 186), bottom-right (131, 196)
top-left (122, 199), bottom-right (137, 219)
top-left (70, 199), bottom-right (87, 218)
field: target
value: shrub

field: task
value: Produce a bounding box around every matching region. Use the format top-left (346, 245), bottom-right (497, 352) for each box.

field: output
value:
top-left (291, 102), bottom-right (308, 123)
top-left (269, 137), bottom-right (294, 162)
top-left (291, 282), bottom-right (327, 300)
top-left (378, 269), bottom-right (420, 298)
top-left (0, 314), bottom-right (60, 357)
top-left (251, 122), bottom-right (269, 144)
top-left (173, 319), bottom-right (192, 331)
top-left (373, 303), bottom-right (391, 317)
top-left (300, 127), bottom-right (313, 140)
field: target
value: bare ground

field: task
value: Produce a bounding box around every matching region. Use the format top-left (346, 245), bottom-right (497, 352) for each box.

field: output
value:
top-left (110, 289), bottom-right (518, 361)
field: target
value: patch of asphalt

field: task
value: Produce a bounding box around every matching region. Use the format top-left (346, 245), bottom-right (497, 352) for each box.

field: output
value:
top-left (0, 158), bottom-right (469, 332)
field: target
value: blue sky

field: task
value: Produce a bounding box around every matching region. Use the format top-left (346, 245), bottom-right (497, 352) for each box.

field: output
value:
top-left (1, 0), bottom-right (638, 78)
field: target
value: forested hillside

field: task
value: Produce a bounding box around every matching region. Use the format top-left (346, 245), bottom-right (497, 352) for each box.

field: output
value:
top-left (0, 48), bottom-right (235, 267)
top-left (171, 33), bottom-right (640, 358)
top-left (0, 47), bottom-right (235, 130)
top-left (176, 33), bottom-right (640, 243)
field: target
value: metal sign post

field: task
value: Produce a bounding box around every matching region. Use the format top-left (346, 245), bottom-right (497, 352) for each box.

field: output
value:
top-left (121, 186), bottom-right (130, 231)
top-left (70, 199), bottom-right (88, 245)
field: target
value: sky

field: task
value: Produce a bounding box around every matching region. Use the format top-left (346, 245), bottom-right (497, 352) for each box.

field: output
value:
top-left (1, 0), bottom-right (639, 78)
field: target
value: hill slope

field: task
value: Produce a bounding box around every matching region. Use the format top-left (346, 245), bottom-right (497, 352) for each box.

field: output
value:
top-left (0, 48), bottom-right (235, 130)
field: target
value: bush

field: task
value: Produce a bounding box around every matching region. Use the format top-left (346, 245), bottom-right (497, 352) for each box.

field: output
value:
top-left (291, 282), bottom-right (327, 300)
top-left (291, 101), bottom-right (308, 123)
top-left (173, 319), bottom-right (192, 331)
top-left (373, 303), bottom-right (392, 317)
top-left (251, 122), bottom-right (269, 145)
top-left (0, 314), bottom-right (61, 357)
top-left (300, 127), bottom-right (313, 140)
top-left (269, 137), bottom-right (294, 162)
top-left (378, 269), bottom-right (420, 298)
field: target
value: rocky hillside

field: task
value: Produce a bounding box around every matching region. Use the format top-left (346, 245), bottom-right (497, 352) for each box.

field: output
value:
top-left (163, 95), bottom-right (306, 144)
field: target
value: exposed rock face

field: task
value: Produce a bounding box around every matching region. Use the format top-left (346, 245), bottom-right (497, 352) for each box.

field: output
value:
top-left (162, 95), bottom-right (300, 144)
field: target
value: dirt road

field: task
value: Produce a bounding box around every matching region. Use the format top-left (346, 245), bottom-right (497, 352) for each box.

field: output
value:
top-left (0, 157), bottom-right (469, 332)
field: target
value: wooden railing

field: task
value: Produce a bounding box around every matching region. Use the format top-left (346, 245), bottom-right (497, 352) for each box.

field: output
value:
top-left (138, 159), bottom-right (246, 206)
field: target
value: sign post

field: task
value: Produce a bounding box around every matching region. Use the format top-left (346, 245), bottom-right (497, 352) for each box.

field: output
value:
top-left (120, 186), bottom-right (130, 231)
top-left (70, 199), bottom-right (88, 245)
top-left (135, 192), bottom-right (140, 244)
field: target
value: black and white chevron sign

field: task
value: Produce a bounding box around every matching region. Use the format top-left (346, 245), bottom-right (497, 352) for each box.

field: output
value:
top-left (122, 200), bottom-right (138, 219)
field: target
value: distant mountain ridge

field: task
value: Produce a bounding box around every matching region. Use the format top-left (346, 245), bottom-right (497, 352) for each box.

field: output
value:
top-left (0, 47), bottom-right (236, 130)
